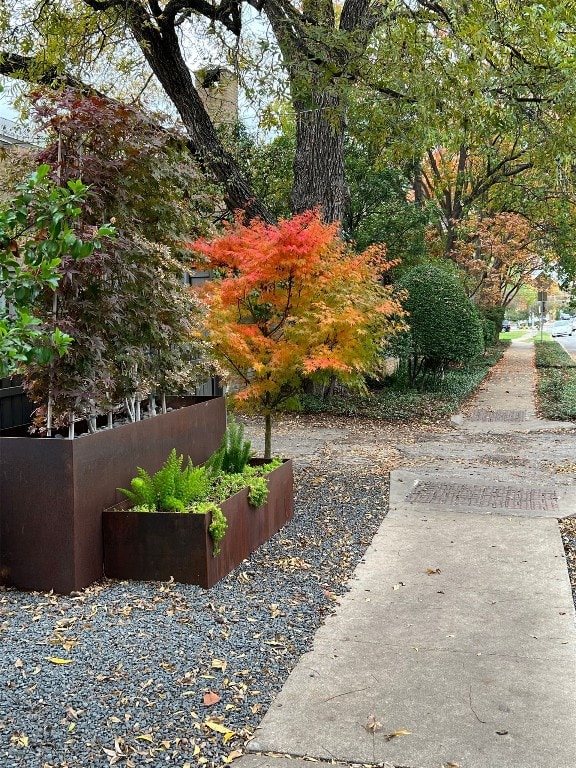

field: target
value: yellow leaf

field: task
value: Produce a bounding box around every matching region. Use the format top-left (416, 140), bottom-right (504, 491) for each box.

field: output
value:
top-left (223, 731), bottom-right (236, 744)
top-left (136, 734), bottom-right (154, 742)
top-left (205, 719), bottom-right (236, 738)
top-left (193, 745), bottom-right (201, 756)
top-left (383, 729), bottom-right (412, 741)
top-left (10, 733), bottom-right (29, 748)
top-left (44, 657), bottom-right (73, 664)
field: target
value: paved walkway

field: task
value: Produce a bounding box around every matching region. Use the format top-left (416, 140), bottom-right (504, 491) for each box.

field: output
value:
top-left (240, 341), bottom-right (576, 768)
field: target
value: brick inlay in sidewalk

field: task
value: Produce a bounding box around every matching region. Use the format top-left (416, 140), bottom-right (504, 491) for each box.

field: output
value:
top-left (468, 409), bottom-right (527, 422)
top-left (407, 481), bottom-right (559, 511)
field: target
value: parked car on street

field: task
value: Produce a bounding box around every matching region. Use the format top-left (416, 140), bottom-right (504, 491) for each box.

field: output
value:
top-left (501, 320), bottom-right (511, 332)
top-left (551, 320), bottom-right (573, 337)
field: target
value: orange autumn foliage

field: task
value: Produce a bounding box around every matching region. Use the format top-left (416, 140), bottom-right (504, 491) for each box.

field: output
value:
top-left (190, 210), bottom-right (404, 417)
top-left (428, 212), bottom-right (544, 306)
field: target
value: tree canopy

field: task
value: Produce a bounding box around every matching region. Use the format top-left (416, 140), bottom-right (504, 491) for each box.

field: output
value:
top-left (191, 210), bottom-right (404, 455)
top-left (2, 0), bottom-right (576, 294)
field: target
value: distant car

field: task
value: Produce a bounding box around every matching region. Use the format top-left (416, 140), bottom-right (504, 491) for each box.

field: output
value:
top-left (551, 320), bottom-right (573, 337)
top-left (501, 321), bottom-right (511, 332)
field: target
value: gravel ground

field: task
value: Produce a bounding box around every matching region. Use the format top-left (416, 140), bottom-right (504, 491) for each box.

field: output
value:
top-left (2, 410), bottom-right (575, 768)
top-left (0, 463), bottom-right (388, 768)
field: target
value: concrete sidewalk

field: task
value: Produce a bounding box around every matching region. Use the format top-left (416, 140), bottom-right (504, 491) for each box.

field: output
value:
top-left (241, 341), bottom-right (576, 768)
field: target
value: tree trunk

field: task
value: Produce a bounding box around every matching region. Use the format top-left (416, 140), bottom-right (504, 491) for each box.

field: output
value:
top-left (127, 16), bottom-right (274, 223)
top-left (264, 413), bottom-right (272, 460)
top-left (292, 88), bottom-right (349, 223)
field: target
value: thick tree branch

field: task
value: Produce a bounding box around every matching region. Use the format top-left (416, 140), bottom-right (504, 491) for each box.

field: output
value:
top-left (0, 52), bottom-right (102, 94)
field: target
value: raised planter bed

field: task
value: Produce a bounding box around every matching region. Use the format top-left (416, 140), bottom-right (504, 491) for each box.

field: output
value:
top-left (102, 459), bottom-right (294, 588)
top-left (0, 396), bottom-right (226, 594)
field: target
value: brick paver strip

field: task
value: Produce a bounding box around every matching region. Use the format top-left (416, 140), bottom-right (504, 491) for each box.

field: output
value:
top-left (407, 480), bottom-right (559, 511)
top-left (468, 409), bottom-right (527, 422)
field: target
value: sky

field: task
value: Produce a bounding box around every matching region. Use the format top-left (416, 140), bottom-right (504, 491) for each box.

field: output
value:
top-left (0, 77), bottom-right (22, 120)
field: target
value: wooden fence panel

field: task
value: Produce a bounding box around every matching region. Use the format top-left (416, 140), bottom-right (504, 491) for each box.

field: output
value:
top-left (0, 378), bottom-right (34, 430)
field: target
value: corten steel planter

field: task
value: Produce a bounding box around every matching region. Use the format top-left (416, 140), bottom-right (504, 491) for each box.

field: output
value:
top-left (0, 397), bottom-right (226, 594)
top-left (102, 459), bottom-right (294, 589)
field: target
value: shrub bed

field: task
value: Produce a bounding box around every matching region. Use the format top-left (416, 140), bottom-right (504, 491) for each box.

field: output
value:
top-left (535, 340), bottom-right (576, 420)
top-left (534, 340), bottom-right (576, 369)
top-left (301, 343), bottom-right (508, 423)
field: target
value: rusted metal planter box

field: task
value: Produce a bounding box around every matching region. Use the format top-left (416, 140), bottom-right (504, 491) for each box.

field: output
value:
top-left (0, 397), bottom-right (226, 594)
top-left (102, 459), bottom-right (294, 589)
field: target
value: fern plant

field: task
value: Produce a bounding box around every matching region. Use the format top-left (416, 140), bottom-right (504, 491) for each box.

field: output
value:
top-left (118, 446), bottom-right (282, 557)
top-left (118, 448), bottom-right (210, 512)
top-left (205, 417), bottom-right (253, 475)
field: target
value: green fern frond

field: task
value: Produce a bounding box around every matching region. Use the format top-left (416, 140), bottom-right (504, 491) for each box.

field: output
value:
top-left (206, 417), bottom-right (253, 475)
top-left (153, 448), bottom-right (183, 509)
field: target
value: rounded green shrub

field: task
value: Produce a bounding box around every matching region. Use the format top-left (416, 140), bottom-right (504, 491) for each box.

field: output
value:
top-left (398, 264), bottom-right (484, 383)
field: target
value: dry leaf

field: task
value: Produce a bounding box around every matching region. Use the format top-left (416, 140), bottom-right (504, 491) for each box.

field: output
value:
top-left (203, 691), bottom-right (221, 706)
top-left (135, 734), bottom-right (154, 742)
top-left (426, 567), bottom-right (441, 575)
top-left (44, 657), bottom-right (73, 665)
top-left (383, 729), bottom-right (411, 741)
top-left (10, 733), bottom-right (29, 748)
top-left (364, 714), bottom-right (382, 734)
top-left (205, 718), bottom-right (236, 738)
top-left (14, 658), bottom-right (23, 669)
top-left (211, 659), bottom-right (227, 672)
top-left (65, 705), bottom-right (83, 720)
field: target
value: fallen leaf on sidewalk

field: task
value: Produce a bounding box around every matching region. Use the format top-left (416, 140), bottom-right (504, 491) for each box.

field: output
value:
top-left (383, 729), bottom-right (411, 741)
top-left (426, 567), bottom-right (441, 575)
top-left (364, 714), bottom-right (382, 733)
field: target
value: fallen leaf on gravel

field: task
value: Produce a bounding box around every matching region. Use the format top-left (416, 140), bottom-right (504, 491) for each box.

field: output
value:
top-left (204, 718), bottom-right (236, 738)
top-left (102, 737), bottom-right (131, 765)
top-left (65, 705), bottom-right (83, 720)
top-left (211, 659), bottom-right (227, 672)
top-left (10, 733), bottom-right (29, 748)
top-left (44, 657), bottom-right (73, 664)
top-left (203, 691), bottom-right (221, 706)
top-left (14, 658), bottom-right (23, 668)
top-left (223, 749), bottom-right (243, 763)
top-left (135, 734), bottom-right (154, 742)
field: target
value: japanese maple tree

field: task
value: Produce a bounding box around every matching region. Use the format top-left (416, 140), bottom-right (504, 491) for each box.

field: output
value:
top-left (191, 210), bottom-right (404, 458)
